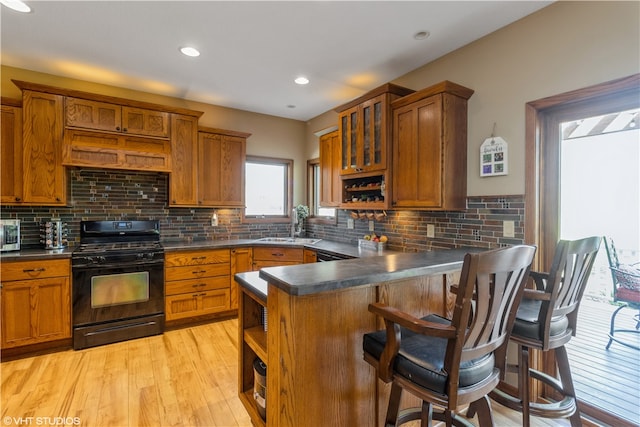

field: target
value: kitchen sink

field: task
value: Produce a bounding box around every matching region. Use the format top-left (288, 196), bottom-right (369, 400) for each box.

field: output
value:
top-left (255, 237), bottom-right (322, 245)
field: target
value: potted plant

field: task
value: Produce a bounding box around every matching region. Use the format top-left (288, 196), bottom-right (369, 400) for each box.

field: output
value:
top-left (294, 204), bottom-right (309, 236)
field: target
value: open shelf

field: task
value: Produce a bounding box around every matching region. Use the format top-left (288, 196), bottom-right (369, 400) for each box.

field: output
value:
top-left (341, 173), bottom-right (388, 209)
top-left (240, 390), bottom-right (266, 427)
top-left (244, 326), bottom-right (267, 362)
top-left (239, 278), bottom-right (268, 426)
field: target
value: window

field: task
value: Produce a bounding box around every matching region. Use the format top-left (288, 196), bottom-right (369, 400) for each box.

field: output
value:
top-left (244, 156), bottom-right (292, 222)
top-left (307, 158), bottom-right (337, 223)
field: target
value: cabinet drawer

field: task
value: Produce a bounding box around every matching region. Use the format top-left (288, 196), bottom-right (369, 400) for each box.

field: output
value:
top-left (1, 259), bottom-right (70, 282)
top-left (165, 263), bottom-right (229, 281)
top-left (253, 260), bottom-right (299, 270)
top-left (165, 288), bottom-right (231, 321)
top-left (165, 249), bottom-right (230, 267)
top-left (165, 275), bottom-right (230, 296)
top-left (253, 247), bottom-right (303, 263)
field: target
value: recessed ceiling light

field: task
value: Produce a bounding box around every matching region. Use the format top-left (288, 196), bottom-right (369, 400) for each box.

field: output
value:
top-left (287, 105), bottom-right (296, 109)
top-left (180, 47), bottom-right (200, 57)
top-left (0, 0), bottom-right (31, 13)
top-left (413, 31), bottom-right (430, 40)
top-left (294, 77), bottom-right (309, 85)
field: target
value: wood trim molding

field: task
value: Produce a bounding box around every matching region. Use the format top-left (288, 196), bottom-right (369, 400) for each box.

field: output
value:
top-left (524, 73), bottom-right (639, 426)
top-left (12, 79), bottom-right (204, 118)
top-left (525, 73), bottom-right (640, 269)
top-left (198, 125), bottom-right (251, 139)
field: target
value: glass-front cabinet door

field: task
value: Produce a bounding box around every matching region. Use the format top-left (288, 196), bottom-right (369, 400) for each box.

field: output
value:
top-left (340, 106), bottom-right (358, 173)
top-left (339, 94), bottom-right (388, 175)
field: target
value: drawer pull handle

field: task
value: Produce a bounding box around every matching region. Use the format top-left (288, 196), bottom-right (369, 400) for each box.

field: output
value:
top-left (192, 270), bottom-right (207, 274)
top-left (23, 268), bottom-right (46, 273)
top-left (191, 256), bottom-right (207, 260)
top-left (272, 253), bottom-right (284, 257)
top-left (192, 283), bottom-right (206, 288)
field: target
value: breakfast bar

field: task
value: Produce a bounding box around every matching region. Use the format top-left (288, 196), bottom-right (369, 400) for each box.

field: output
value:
top-left (235, 248), bottom-right (477, 427)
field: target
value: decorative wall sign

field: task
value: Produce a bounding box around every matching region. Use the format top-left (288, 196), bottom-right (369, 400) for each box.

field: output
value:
top-left (480, 136), bottom-right (508, 177)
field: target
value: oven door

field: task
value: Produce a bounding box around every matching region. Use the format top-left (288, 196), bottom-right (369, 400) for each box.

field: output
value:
top-left (72, 259), bottom-right (164, 327)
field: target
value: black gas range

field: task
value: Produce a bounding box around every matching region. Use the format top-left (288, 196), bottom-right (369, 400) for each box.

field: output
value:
top-left (72, 220), bottom-right (165, 350)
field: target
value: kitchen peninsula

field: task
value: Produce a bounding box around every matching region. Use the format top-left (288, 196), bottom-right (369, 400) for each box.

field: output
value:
top-left (235, 248), bottom-right (477, 427)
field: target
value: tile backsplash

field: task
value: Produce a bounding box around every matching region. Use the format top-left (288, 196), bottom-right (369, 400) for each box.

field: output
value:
top-left (1, 169), bottom-right (524, 251)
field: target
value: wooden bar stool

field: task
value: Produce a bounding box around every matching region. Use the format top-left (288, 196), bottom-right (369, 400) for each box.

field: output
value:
top-left (363, 245), bottom-right (536, 427)
top-left (488, 236), bottom-right (601, 427)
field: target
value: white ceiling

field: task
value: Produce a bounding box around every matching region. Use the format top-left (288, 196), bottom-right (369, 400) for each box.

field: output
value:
top-left (1, 1), bottom-right (552, 121)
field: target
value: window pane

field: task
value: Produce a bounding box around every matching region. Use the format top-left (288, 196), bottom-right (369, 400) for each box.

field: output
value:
top-left (245, 162), bottom-right (287, 216)
top-left (311, 163), bottom-right (336, 217)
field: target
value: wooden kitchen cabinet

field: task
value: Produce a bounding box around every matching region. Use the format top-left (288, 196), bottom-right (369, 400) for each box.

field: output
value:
top-left (1, 100), bottom-right (23, 204)
top-left (63, 97), bottom-right (172, 172)
top-left (63, 129), bottom-right (172, 172)
top-left (1, 259), bottom-right (71, 349)
top-left (319, 129), bottom-right (342, 207)
top-left (169, 126), bottom-right (249, 207)
top-left (231, 247), bottom-right (253, 310)
top-left (21, 90), bottom-right (67, 205)
top-left (252, 247), bottom-right (303, 270)
top-left (13, 80), bottom-right (203, 176)
top-left (197, 128), bottom-right (248, 207)
top-left (66, 97), bottom-right (170, 138)
top-left (391, 81), bottom-right (474, 210)
top-left (303, 249), bottom-right (317, 263)
top-left (335, 83), bottom-right (414, 177)
top-left (169, 114), bottom-right (199, 205)
top-left (164, 249), bottom-right (232, 322)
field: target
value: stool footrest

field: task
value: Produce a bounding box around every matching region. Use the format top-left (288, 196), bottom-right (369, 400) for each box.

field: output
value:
top-left (393, 406), bottom-right (477, 427)
top-left (490, 385), bottom-right (577, 419)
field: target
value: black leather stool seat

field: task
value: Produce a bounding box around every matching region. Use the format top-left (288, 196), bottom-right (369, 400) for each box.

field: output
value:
top-left (363, 314), bottom-right (495, 395)
top-left (512, 299), bottom-right (570, 341)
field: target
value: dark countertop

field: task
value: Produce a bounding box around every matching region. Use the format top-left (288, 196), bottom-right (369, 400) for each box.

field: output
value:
top-left (234, 271), bottom-right (267, 303)
top-left (161, 238), bottom-right (395, 258)
top-left (258, 248), bottom-right (481, 296)
top-left (0, 247), bottom-right (73, 261)
top-left (1, 238), bottom-right (394, 261)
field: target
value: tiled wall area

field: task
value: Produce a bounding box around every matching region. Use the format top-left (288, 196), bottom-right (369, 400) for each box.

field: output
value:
top-left (1, 170), bottom-right (525, 251)
top-left (306, 195), bottom-right (525, 251)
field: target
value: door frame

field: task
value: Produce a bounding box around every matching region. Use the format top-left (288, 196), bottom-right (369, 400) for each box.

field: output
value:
top-left (524, 73), bottom-right (640, 425)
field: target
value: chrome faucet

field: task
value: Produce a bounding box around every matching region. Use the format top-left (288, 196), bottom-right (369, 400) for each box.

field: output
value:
top-left (291, 208), bottom-right (297, 238)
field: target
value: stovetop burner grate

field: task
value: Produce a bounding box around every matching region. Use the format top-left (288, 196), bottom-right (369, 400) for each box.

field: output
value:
top-left (74, 241), bottom-right (163, 254)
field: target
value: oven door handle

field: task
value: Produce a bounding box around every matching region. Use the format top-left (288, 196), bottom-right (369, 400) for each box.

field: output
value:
top-left (73, 259), bottom-right (165, 270)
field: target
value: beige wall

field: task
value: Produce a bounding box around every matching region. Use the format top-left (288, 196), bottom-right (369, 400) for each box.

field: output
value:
top-left (306, 1), bottom-right (640, 197)
top-left (4, 1), bottom-right (638, 202)
top-left (1, 65), bottom-right (309, 204)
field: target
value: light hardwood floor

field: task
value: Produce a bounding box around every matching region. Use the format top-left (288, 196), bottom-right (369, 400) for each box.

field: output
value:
top-left (1, 319), bottom-right (571, 427)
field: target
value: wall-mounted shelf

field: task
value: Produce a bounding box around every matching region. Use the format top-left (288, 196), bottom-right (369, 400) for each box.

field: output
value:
top-left (341, 174), bottom-right (388, 209)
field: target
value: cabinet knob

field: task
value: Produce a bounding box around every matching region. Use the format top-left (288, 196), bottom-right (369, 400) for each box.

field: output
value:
top-left (123, 128), bottom-right (128, 132)
top-left (56, 197), bottom-right (61, 202)
top-left (116, 127), bottom-right (121, 131)
top-left (14, 197), bottom-right (21, 202)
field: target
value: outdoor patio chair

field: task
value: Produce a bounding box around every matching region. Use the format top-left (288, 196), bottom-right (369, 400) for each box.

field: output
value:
top-left (488, 236), bottom-right (601, 427)
top-left (604, 237), bottom-right (640, 351)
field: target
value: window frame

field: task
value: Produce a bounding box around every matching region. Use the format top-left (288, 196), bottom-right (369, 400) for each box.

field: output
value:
top-left (307, 158), bottom-right (338, 225)
top-left (243, 155), bottom-right (293, 224)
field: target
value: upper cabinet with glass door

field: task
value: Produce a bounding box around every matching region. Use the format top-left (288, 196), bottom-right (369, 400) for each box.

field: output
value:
top-left (335, 83), bottom-right (414, 176)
